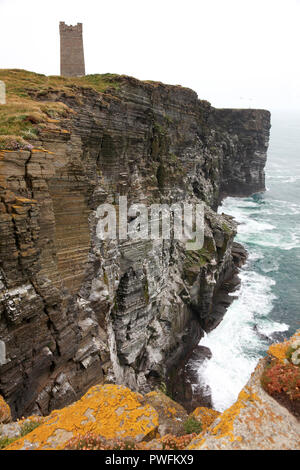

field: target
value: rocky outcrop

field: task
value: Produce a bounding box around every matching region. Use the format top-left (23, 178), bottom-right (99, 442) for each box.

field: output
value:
top-left (188, 361), bottom-right (300, 450)
top-left (2, 332), bottom-right (299, 450)
top-left (0, 70), bottom-right (271, 419)
top-left (187, 329), bottom-right (300, 450)
top-left (4, 384), bottom-right (192, 450)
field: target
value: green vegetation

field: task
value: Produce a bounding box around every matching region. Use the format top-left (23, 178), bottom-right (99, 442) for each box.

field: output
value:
top-left (151, 122), bottom-right (169, 160)
top-left (169, 153), bottom-right (179, 163)
top-left (222, 222), bottom-right (233, 235)
top-left (203, 237), bottom-right (216, 255)
top-left (183, 416), bottom-right (202, 435)
top-left (0, 419), bottom-right (41, 450)
top-left (19, 420), bottom-right (41, 437)
top-left (164, 114), bottom-right (173, 125)
top-left (183, 243), bottom-right (218, 284)
top-left (158, 382), bottom-right (168, 395)
top-left (103, 270), bottom-right (109, 286)
top-left (186, 246), bottom-right (215, 265)
top-left (0, 69), bottom-right (120, 100)
top-left (0, 436), bottom-right (16, 450)
top-left (80, 73), bottom-right (120, 93)
top-left (286, 339), bottom-right (300, 366)
top-left (153, 122), bottom-right (167, 136)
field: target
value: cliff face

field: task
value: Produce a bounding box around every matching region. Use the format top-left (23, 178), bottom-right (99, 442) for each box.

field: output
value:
top-left (210, 108), bottom-right (270, 199)
top-left (0, 71), bottom-right (271, 418)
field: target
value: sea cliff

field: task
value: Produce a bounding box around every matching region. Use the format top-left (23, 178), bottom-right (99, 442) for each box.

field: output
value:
top-left (0, 70), bottom-right (270, 418)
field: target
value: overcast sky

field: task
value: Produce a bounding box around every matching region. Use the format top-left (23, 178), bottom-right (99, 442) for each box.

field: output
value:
top-left (0, 0), bottom-right (300, 111)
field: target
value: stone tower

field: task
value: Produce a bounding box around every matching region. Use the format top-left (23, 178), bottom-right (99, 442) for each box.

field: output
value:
top-left (59, 22), bottom-right (85, 77)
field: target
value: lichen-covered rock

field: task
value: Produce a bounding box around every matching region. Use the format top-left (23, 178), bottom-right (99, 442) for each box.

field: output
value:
top-left (0, 415), bottom-right (43, 443)
top-left (0, 395), bottom-right (11, 424)
top-left (261, 330), bottom-right (300, 418)
top-left (268, 329), bottom-right (300, 364)
top-left (188, 358), bottom-right (300, 450)
top-left (142, 390), bottom-right (188, 436)
top-left (5, 384), bottom-right (159, 450)
top-left (190, 406), bottom-right (220, 433)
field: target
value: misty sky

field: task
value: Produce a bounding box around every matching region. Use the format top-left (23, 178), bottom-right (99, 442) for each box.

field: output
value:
top-left (0, 0), bottom-right (300, 111)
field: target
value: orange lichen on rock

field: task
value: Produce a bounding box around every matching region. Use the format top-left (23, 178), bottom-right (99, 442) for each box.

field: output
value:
top-left (191, 407), bottom-right (220, 432)
top-left (5, 384), bottom-right (159, 450)
top-left (0, 395), bottom-right (11, 424)
top-left (142, 390), bottom-right (188, 436)
top-left (188, 387), bottom-right (259, 450)
top-left (268, 342), bottom-right (290, 364)
top-left (207, 389), bottom-right (253, 442)
top-left (268, 330), bottom-right (300, 364)
top-left (188, 355), bottom-right (300, 450)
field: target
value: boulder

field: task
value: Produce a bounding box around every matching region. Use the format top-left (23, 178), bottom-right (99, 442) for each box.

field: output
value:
top-left (5, 384), bottom-right (159, 450)
top-left (190, 406), bottom-right (220, 433)
top-left (142, 390), bottom-right (188, 436)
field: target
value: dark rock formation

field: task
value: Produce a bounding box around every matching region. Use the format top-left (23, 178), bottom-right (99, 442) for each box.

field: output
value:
top-left (210, 108), bottom-right (271, 201)
top-left (0, 72), bottom-right (271, 418)
top-left (167, 345), bottom-right (213, 413)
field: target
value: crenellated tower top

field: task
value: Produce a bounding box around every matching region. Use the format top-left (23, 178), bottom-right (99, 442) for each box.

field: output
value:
top-left (59, 22), bottom-right (83, 35)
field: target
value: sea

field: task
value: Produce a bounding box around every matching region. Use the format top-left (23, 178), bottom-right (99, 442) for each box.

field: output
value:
top-left (196, 110), bottom-right (300, 412)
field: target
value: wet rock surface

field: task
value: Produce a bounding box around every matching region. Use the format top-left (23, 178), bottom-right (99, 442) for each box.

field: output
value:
top-left (167, 345), bottom-right (213, 413)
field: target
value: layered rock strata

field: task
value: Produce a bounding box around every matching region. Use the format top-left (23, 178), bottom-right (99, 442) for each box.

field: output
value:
top-left (0, 71), bottom-right (271, 418)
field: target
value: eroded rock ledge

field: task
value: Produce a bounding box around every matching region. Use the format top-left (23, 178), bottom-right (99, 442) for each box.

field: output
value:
top-left (1, 331), bottom-right (299, 450)
top-left (0, 70), bottom-right (271, 418)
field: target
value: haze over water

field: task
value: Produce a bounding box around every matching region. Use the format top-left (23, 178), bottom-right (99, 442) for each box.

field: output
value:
top-left (197, 110), bottom-right (300, 412)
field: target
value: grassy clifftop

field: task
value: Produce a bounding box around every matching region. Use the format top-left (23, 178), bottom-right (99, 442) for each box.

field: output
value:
top-left (0, 69), bottom-right (201, 152)
top-left (0, 69), bottom-right (120, 150)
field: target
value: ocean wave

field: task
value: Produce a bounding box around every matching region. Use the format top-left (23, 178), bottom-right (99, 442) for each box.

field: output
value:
top-left (257, 321), bottom-right (289, 337)
top-left (200, 148), bottom-right (300, 411)
top-left (237, 232), bottom-right (300, 251)
top-left (198, 268), bottom-right (282, 412)
top-left (267, 175), bottom-right (300, 184)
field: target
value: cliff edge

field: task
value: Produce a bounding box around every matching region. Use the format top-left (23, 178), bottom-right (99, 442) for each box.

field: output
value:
top-left (1, 331), bottom-right (299, 450)
top-left (0, 70), bottom-right (271, 418)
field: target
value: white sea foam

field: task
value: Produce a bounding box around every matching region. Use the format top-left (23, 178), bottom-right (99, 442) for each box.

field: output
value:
top-left (198, 193), bottom-right (292, 412)
top-left (257, 321), bottom-right (289, 337)
top-left (198, 268), bottom-right (282, 412)
top-left (198, 133), bottom-right (300, 412)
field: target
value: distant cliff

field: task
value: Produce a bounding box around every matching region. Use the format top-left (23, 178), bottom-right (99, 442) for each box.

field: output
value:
top-left (0, 70), bottom-right (271, 418)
